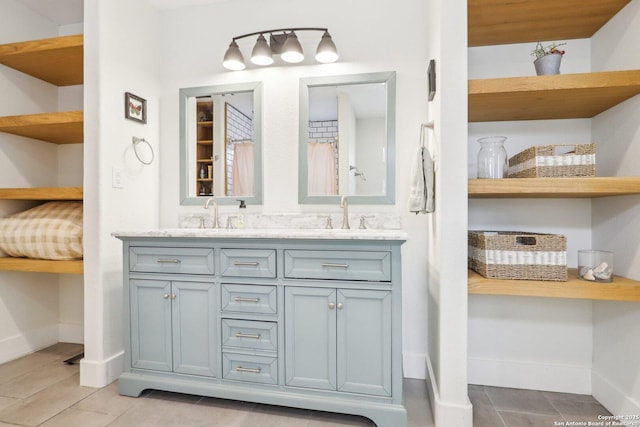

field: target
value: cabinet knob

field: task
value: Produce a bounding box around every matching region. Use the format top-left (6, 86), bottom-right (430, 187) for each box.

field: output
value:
top-left (328, 302), bottom-right (335, 310)
top-left (163, 293), bottom-right (169, 299)
top-left (171, 294), bottom-right (176, 300)
top-left (337, 303), bottom-right (344, 310)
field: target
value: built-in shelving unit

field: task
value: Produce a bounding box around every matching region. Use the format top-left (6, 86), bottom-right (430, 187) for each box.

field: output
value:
top-left (196, 99), bottom-right (214, 196)
top-left (469, 269), bottom-right (640, 302)
top-left (0, 187), bottom-right (83, 200)
top-left (0, 35), bottom-right (84, 274)
top-left (0, 111), bottom-right (83, 144)
top-left (467, 0), bottom-right (640, 301)
top-left (0, 34), bottom-right (83, 86)
top-left (469, 71), bottom-right (640, 122)
top-left (468, 0), bottom-right (631, 47)
top-left (469, 177), bottom-right (640, 198)
top-left (0, 258), bottom-right (83, 275)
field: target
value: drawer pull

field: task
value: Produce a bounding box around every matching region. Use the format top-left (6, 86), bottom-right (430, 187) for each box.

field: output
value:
top-left (233, 261), bottom-right (260, 267)
top-left (234, 297), bottom-right (260, 303)
top-left (321, 263), bottom-right (349, 268)
top-left (236, 366), bottom-right (261, 374)
top-left (156, 259), bottom-right (181, 264)
top-left (235, 332), bottom-right (261, 339)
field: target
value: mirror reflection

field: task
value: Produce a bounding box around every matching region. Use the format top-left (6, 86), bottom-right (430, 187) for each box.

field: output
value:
top-left (299, 72), bottom-right (395, 204)
top-left (180, 82), bottom-right (262, 205)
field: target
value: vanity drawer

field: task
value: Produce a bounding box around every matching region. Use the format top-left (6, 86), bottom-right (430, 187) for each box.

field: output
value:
top-left (220, 249), bottom-right (276, 278)
top-left (284, 250), bottom-right (391, 282)
top-left (221, 284), bottom-right (277, 315)
top-left (222, 353), bottom-right (277, 385)
top-left (129, 247), bottom-right (214, 275)
top-left (221, 319), bottom-right (277, 352)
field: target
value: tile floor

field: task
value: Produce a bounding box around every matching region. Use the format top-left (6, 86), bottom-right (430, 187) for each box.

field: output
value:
top-left (0, 343), bottom-right (433, 427)
top-left (470, 384), bottom-right (614, 427)
top-left (0, 343), bottom-right (616, 427)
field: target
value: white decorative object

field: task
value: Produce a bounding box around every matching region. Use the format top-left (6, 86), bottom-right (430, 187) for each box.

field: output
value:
top-left (578, 250), bottom-right (614, 282)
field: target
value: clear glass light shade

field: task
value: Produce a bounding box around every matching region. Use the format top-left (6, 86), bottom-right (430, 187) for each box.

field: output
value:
top-left (281, 32), bottom-right (304, 63)
top-left (315, 32), bottom-right (338, 63)
top-left (223, 41), bottom-right (245, 70)
top-left (250, 34), bottom-right (273, 66)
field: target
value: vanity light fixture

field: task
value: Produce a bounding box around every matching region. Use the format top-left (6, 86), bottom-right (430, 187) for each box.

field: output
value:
top-left (223, 27), bottom-right (338, 70)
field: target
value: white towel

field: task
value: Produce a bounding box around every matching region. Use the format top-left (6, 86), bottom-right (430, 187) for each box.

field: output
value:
top-left (408, 145), bottom-right (435, 214)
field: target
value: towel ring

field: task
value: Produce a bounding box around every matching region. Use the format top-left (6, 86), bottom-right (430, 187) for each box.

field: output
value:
top-left (132, 137), bottom-right (154, 165)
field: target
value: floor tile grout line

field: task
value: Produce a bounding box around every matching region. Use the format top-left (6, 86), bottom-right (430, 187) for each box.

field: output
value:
top-left (474, 385), bottom-right (508, 427)
top-left (544, 393), bottom-right (571, 424)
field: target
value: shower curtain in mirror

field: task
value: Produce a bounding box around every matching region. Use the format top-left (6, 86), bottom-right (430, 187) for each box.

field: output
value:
top-left (308, 142), bottom-right (337, 195)
top-left (232, 141), bottom-right (254, 196)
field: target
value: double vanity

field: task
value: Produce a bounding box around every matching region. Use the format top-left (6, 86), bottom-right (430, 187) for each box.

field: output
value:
top-left (114, 228), bottom-right (407, 427)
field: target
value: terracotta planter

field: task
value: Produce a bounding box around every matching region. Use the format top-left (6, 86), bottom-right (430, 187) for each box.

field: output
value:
top-left (534, 53), bottom-right (563, 75)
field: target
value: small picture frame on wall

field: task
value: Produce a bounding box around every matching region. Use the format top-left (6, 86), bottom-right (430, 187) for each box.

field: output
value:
top-left (427, 59), bottom-right (436, 101)
top-left (125, 92), bottom-right (147, 123)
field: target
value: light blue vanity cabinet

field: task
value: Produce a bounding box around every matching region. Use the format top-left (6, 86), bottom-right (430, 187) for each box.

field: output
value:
top-left (285, 287), bottom-right (391, 396)
top-left (130, 279), bottom-right (217, 376)
top-left (114, 232), bottom-right (406, 427)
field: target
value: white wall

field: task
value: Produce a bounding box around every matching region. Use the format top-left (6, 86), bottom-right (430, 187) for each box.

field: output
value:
top-left (81, 0), bottom-right (161, 387)
top-left (590, 0), bottom-right (640, 415)
top-left (0, 0), bottom-right (82, 363)
top-left (156, 0), bottom-right (431, 380)
top-left (423, 0), bottom-right (473, 425)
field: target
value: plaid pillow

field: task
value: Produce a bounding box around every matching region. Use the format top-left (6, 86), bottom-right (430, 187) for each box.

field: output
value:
top-left (0, 201), bottom-right (83, 260)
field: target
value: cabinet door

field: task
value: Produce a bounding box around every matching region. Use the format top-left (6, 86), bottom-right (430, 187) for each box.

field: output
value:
top-left (285, 287), bottom-right (336, 390)
top-left (172, 281), bottom-right (217, 377)
top-left (337, 289), bottom-right (392, 396)
top-left (130, 279), bottom-right (172, 372)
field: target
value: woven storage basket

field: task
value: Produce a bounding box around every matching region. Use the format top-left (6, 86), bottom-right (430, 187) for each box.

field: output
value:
top-left (507, 143), bottom-right (595, 178)
top-left (468, 231), bottom-right (567, 281)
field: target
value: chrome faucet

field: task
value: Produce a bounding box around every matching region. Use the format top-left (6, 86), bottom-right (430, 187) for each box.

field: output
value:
top-left (340, 195), bottom-right (350, 229)
top-left (204, 197), bottom-right (221, 229)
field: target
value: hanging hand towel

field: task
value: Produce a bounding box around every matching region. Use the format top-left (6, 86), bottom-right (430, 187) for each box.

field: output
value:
top-left (408, 145), bottom-right (435, 214)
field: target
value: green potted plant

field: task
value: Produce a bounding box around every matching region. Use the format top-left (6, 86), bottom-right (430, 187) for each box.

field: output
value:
top-left (531, 41), bottom-right (566, 75)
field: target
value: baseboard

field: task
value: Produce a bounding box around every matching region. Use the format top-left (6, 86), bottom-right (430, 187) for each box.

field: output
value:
top-left (425, 356), bottom-right (473, 427)
top-left (80, 350), bottom-right (124, 388)
top-left (0, 325), bottom-right (59, 364)
top-left (58, 323), bottom-right (84, 344)
top-left (592, 370), bottom-right (640, 420)
top-left (404, 352), bottom-right (427, 379)
top-left (468, 356), bottom-right (591, 394)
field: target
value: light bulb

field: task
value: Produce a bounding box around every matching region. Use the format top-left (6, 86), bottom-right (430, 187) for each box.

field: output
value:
top-left (315, 31), bottom-right (338, 63)
top-left (251, 34), bottom-right (273, 66)
top-left (281, 31), bottom-right (304, 63)
top-left (222, 40), bottom-right (245, 71)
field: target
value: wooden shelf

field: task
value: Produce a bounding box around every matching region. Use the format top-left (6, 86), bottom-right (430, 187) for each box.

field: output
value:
top-left (469, 177), bottom-right (640, 198)
top-left (0, 35), bottom-right (83, 86)
top-left (469, 70), bottom-right (640, 122)
top-left (0, 111), bottom-right (83, 144)
top-left (468, 0), bottom-right (631, 47)
top-left (0, 187), bottom-right (83, 200)
top-left (469, 269), bottom-right (640, 302)
top-left (0, 257), bottom-right (83, 275)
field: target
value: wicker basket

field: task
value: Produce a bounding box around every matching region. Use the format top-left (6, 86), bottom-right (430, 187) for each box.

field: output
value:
top-left (507, 143), bottom-right (595, 178)
top-left (468, 231), bottom-right (567, 281)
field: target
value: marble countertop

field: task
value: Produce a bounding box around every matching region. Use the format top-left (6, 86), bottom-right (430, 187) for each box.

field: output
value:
top-left (112, 228), bottom-right (408, 241)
